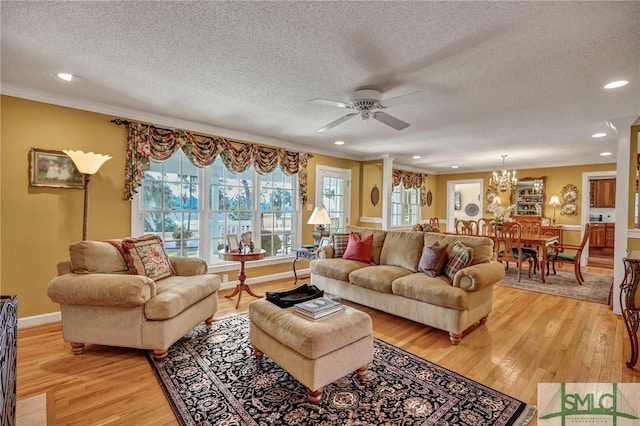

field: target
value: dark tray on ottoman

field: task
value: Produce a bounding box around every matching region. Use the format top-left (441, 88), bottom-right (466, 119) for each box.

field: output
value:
top-left (266, 284), bottom-right (324, 308)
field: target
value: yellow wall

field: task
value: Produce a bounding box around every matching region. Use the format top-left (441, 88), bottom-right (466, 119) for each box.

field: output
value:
top-left (1, 96), bottom-right (131, 317)
top-left (360, 161), bottom-right (383, 219)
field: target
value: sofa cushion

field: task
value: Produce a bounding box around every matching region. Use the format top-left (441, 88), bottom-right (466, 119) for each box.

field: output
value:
top-left (342, 233), bottom-right (374, 263)
top-left (145, 274), bottom-right (221, 320)
top-left (122, 235), bottom-right (175, 280)
top-left (380, 231), bottom-right (425, 272)
top-left (418, 242), bottom-right (449, 277)
top-left (392, 274), bottom-right (469, 310)
top-left (444, 241), bottom-right (474, 281)
top-left (69, 240), bottom-right (129, 274)
top-left (310, 258), bottom-right (369, 282)
top-left (349, 265), bottom-right (412, 293)
top-left (423, 233), bottom-right (494, 265)
top-left (332, 233), bottom-right (350, 258)
top-left (346, 226), bottom-right (387, 265)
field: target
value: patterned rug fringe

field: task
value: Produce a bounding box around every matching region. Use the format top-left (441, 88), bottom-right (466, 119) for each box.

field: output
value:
top-left (148, 313), bottom-right (536, 425)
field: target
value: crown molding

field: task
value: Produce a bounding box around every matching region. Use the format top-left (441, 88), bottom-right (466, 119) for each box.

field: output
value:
top-left (1, 84), bottom-right (363, 161)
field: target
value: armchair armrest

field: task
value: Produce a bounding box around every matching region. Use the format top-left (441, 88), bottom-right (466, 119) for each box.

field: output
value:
top-left (169, 257), bottom-right (208, 276)
top-left (48, 274), bottom-right (156, 307)
top-left (453, 261), bottom-right (505, 291)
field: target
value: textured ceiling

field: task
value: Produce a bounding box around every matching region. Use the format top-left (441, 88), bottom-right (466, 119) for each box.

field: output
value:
top-left (2, 1), bottom-right (639, 173)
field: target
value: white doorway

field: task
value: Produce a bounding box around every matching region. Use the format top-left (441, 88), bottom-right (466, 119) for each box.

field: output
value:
top-left (315, 165), bottom-right (351, 232)
top-left (446, 179), bottom-right (484, 232)
top-left (581, 170), bottom-right (616, 266)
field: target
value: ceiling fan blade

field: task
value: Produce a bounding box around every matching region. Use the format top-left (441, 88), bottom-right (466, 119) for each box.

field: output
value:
top-left (317, 113), bottom-right (358, 132)
top-left (309, 98), bottom-right (351, 109)
top-left (380, 91), bottom-right (427, 108)
top-left (372, 111), bottom-right (410, 131)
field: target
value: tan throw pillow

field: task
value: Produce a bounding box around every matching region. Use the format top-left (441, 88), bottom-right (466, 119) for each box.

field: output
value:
top-left (418, 242), bottom-right (449, 277)
top-left (121, 235), bottom-right (175, 280)
top-left (444, 241), bottom-right (473, 281)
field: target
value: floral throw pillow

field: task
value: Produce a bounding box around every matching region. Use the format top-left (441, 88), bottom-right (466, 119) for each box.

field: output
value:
top-left (122, 235), bottom-right (175, 280)
top-left (444, 241), bottom-right (473, 281)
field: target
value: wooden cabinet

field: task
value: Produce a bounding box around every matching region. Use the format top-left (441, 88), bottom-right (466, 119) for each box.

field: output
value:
top-left (605, 223), bottom-right (615, 248)
top-left (590, 179), bottom-right (616, 207)
top-left (590, 223), bottom-right (606, 247)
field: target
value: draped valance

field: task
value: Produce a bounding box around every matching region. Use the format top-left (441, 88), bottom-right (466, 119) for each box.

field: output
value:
top-left (392, 169), bottom-right (428, 206)
top-left (112, 120), bottom-right (312, 203)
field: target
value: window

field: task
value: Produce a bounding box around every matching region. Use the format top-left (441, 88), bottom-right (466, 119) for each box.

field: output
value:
top-left (391, 184), bottom-right (420, 226)
top-left (134, 151), bottom-right (297, 267)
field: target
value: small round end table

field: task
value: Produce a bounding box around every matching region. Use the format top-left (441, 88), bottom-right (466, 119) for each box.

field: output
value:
top-left (220, 249), bottom-right (266, 308)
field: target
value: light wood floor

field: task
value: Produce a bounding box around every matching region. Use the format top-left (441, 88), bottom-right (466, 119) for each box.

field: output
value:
top-left (17, 265), bottom-right (640, 425)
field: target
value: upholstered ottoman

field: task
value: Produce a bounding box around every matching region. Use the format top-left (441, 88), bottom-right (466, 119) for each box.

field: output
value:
top-left (248, 298), bottom-right (373, 403)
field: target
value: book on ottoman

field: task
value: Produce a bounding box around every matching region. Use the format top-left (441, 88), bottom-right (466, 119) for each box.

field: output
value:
top-left (293, 297), bottom-right (344, 320)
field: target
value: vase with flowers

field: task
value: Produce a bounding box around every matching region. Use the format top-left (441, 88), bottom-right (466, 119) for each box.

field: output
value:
top-left (487, 196), bottom-right (515, 225)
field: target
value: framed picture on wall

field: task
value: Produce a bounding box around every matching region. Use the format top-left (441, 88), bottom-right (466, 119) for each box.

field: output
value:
top-left (29, 148), bottom-right (83, 188)
top-left (454, 192), bottom-right (461, 210)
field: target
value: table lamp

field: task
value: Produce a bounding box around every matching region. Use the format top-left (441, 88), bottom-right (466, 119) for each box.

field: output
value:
top-left (549, 194), bottom-right (561, 225)
top-left (307, 206), bottom-right (331, 246)
top-left (63, 150), bottom-right (112, 240)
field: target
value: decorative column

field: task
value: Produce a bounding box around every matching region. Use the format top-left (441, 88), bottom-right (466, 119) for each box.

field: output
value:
top-left (381, 155), bottom-right (394, 230)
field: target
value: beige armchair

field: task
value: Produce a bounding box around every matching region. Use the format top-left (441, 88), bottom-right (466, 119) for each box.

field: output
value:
top-left (48, 238), bottom-right (221, 359)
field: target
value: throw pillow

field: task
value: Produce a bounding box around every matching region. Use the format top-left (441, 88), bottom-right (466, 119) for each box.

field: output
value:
top-left (121, 235), bottom-right (175, 280)
top-left (418, 242), bottom-right (449, 277)
top-left (342, 232), bottom-right (374, 264)
top-left (444, 241), bottom-right (473, 281)
top-left (332, 233), bottom-right (350, 258)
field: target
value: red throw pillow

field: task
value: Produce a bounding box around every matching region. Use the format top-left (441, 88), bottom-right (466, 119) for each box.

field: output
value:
top-left (342, 233), bottom-right (374, 264)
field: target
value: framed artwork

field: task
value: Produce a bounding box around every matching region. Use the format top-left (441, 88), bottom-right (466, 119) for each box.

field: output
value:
top-left (226, 234), bottom-right (239, 252)
top-left (319, 236), bottom-right (331, 247)
top-left (541, 218), bottom-right (551, 226)
top-left (29, 148), bottom-right (83, 188)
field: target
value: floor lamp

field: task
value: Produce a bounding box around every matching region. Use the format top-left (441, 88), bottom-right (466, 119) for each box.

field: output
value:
top-left (307, 207), bottom-right (331, 246)
top-left (549, 194), bottom-right (561, 225)
top-left (63, 150), bottom-right (112, 240)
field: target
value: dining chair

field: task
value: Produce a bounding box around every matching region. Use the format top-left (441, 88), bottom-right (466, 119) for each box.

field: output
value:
top-left (455, 219), bottom-right (479, 235)
top-left (428, 217), bottom-right (440, 230)
top-left (495, 222), bottom-right (534, 282)
top-left (546, 223), bottom-right (591, 285)
top-left (516, 218), bottom-right (542, 273)
top-left (477, 218), bottom-right (494, 236)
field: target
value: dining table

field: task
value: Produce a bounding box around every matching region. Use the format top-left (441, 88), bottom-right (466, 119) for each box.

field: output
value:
top-left (509, 233), bottom-right (559, 283)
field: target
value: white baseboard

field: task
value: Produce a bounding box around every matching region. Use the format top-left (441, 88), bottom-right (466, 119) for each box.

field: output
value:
top-left (18, 312), bottom-right (61, 329)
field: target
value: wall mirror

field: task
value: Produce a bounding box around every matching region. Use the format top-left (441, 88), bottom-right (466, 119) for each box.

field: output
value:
top-left (514, 177), bottom-right (546, 217)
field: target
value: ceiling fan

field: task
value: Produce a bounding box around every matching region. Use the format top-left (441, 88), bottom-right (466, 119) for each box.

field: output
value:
top-left (310, 89), bottom-right (426, 132)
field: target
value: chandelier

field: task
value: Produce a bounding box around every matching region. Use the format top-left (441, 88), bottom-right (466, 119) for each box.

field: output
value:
top-left (490, 155), bottom-right (517, 192)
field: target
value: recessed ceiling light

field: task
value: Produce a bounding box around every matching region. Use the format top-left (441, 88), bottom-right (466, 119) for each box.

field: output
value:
top-left (334, 140), bottom-right (344, 145)
top-left (592, 133), bottom-right (607, 138)
top-left (451, 165), bottom-right (459, 169)
top-left (604, 80), bottom-right (628, 89)
top-left (412, 155), bottom-right (421, 159)
top-left (57, 72), bottom-right (73, 81)
top-left (600, 152), bottom-right (612, 156)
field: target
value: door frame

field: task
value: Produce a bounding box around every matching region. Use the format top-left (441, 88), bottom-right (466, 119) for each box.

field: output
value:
top-left (581, 170), bottom-right (616, 263)
top-left (315, 165), bottom-right (352, 231)
top-left (446, 178), bottom-right (484, 233)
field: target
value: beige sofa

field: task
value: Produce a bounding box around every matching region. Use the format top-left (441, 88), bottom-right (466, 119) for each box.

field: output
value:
top-left (48, 239), bottom-right (221, 359)
top-left (310, 226), bottom-right (505, 344)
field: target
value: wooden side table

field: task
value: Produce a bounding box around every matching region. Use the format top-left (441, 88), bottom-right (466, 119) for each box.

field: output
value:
top-left (620, 257), bottom-right (640, 368)
top-left (292, 247), bottom-right (316, 286)
top-left (220, 249), bottom-right (266, 309)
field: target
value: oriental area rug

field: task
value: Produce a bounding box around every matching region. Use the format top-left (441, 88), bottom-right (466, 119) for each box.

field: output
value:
top-left (498, 267), bottom-right (612, 304)
top-left (147, 314), bottom-right (535, 425)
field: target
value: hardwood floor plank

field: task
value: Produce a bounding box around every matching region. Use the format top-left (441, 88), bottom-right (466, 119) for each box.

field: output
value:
top-left (16, 266), bottom-right (640, 425)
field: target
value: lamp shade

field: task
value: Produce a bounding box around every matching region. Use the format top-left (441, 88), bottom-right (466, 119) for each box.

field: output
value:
top-left (307, 207), bottom-right (331, 225)
top-left (549, 194), bottom-right (561, 206)
top-left (63, 150), bottom-right (112, 174)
